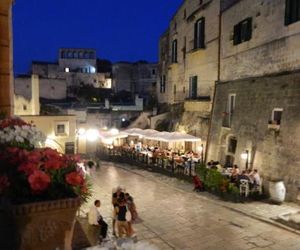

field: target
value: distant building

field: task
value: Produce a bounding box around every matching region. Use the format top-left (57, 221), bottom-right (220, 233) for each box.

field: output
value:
top-left (112, 61), bottom-right (157, 104)
top-left (13, 74), bottom-right (76, 154)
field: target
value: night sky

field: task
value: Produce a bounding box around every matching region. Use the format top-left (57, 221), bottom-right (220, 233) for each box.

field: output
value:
top-left (13, 0), bottom-right (183, 75)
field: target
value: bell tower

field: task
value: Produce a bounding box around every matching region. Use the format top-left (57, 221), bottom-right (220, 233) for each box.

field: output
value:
top-left (0, 0), bottom-right (14, 116)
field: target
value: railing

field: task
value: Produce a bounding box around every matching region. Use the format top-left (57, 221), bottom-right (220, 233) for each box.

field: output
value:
top-left (97, 146), bottom-right (200, 181)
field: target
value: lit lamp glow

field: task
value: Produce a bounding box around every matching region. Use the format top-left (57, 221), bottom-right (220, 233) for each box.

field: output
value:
top-left (241, 150), bottom-right (249, 170)
top-left (86, 129), bottom-right (99, 142)
top-left (110, 128), bottom-right (119, 135)
top-left (78, 128), bottom-right (86, 136)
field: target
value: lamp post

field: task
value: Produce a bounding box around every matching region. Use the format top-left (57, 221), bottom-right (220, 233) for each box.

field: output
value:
top-left (241, 150), bottom-right (249, 170)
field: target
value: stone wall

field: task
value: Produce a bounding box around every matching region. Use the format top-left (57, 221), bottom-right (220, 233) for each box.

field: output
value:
top-left (208, 72), bottom-right (300, 201)
top-left (220, 0), bottom-right (300, 81)
top-left (0, 0), bottom-right (14, 115)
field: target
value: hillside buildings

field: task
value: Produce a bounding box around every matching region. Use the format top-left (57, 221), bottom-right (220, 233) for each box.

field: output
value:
top-left (159, 0), bottom-right (300, 201)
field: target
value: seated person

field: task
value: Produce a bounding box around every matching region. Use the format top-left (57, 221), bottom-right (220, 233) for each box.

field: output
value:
top-left (250, 169), bottom-right (261, 187)
top-left (237, 170), bottom-right (251, 186)
top-left (230, 165), bottom-right (240, 182)
top-left (88, 200), bottom-right (108, 241)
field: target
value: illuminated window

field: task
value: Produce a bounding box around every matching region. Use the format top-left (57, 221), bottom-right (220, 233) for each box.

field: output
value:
top-left (55, 121), bottom-right (69, 136)
top-left (65, 67), bottom-right (70, 73)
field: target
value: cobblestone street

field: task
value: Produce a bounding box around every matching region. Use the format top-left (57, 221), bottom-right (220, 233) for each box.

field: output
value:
top-left (83, 161), bottom-right (300, 250)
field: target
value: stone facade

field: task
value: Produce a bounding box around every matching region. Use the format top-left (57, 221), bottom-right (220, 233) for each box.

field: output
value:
top-left (15, 74), bottom-right (67, 100)
top-left (112, 61), bottom-right (157, 102)
top-left (157, 0), bottom-right (220, 150)
top-left (30, 48), bottom-right (112, 97)
top-left (208, 0), bottom-right (300, 201)
top-left (0, 0), bottom-right (14, 115)
top-left (157, 0), bottom-right (220, 105)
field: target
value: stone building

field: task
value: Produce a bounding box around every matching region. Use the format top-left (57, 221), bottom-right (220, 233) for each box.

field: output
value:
top-left (157, 0), bottom-right (221, 146)
top-left (0, 0), bottom-right (14, 115)
top-left (112, 61), bottom-right (157, 104)
top-left (14, 49), bottom-right (113, 102)
top-left (15, 74), bottom-right (67, 100)
top-left (207, 0), bottom-right (300, 201)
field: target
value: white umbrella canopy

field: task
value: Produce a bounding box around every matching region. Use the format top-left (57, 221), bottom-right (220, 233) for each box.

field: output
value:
top-left (123, 128), bottom-right (144, 136)
top-left (169, 132), bottom-right (201, 142)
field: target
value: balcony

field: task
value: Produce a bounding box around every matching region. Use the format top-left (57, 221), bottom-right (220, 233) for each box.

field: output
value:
top-left (184, 96), bottom-right (211, 112)
top-left (268, 120), bottom-right (280, 131)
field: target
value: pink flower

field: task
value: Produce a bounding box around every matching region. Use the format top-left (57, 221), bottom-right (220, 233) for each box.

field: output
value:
top-left (66, 172), bottom-right (84, 186)
top-left (28, 170), bottom-right (50, 193)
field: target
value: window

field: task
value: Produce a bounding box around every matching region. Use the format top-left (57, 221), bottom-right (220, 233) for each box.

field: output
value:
top-left (56, 124), bottom-right (65, 134)
top-left (61, 51), bottom-right (65, 58)
top-left (285, 0), bottom-right (300, 25)
top-left (67, 52), bottom-right (73, 58)
top-left (89, 52), bottom-right (94, 59)
top-left (171, 40), bottom-right (178, 63)
top-left (174, 84), bottom-right (177, 95)
top-left (228, 137), bottom-right (237, 154)
top-left (160, 75), bottom-right (166, 93)
top-left (183, 9), bottom-right (186, 19)
top-left (55, 121), bottom-right (69, 136)
top-left (51, 86), bottom-right (55, 90)
top-left (228, 94), bottom-right (236, 115)
top-left (233, 18), bottom-right (252, 45)
top-left (65, 67), bottom-right (70, 73)
top-left (152, 69), bottom-right (156, 75)
top-left (23, 105), bottom-right (27, 111)
top-left (189, 76), bottom-right (198, 99)
top-left (194, 17), bottom-right (205, 49)
top-left (272, 108), bottom-right (283, 125)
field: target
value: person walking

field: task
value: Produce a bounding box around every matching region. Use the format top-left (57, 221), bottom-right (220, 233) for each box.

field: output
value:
top-left (115, 197), bottom-right (129, 237)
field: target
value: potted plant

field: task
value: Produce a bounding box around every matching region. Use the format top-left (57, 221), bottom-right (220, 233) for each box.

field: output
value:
top-left (0, 117), bottom-right (91, 250)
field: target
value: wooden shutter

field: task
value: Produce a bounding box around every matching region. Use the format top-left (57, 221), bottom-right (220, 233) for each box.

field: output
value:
top-left (194, 22), bottom-right (198, 49)
top-left (245, 18), bottom-right (252, 41)
top-left (233, 23), bottom-right (240, 45)
top-left (200, 18), bottom-right (205, 48)
top-left (285, 0), bottom-right (291, 25)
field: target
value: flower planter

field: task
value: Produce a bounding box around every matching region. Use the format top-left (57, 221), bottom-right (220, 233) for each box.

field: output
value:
top-left (269, 181), bottom-right (286, 204)
top-left (11, 198), bottom-right (81, 250)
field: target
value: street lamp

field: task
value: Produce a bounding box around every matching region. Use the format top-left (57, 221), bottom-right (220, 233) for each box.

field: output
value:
top-left (241, 150), bottom-right (249, 170)
top-left (197, 144), bottom-right (204, 165)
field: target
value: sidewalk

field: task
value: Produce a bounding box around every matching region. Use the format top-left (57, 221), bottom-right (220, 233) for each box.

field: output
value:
top-left (108, 161), bottom-right (300, 236)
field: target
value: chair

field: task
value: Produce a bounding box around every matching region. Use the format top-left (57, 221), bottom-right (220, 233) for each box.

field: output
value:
top-left (252, 178), bottom-right (263, 195)
top-left (239, 179), bottom-right (250, 197)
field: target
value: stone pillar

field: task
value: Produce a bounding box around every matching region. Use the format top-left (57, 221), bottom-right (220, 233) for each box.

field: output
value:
top-left (0, 0), bottom-right (14, 116)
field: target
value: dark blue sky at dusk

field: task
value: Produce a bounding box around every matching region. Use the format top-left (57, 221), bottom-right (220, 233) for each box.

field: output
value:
top-left (13, 0), bottom-right (183, 75)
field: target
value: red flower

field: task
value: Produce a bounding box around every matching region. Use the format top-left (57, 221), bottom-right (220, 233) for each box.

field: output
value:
top-left (18, 162), bottom-right (38, 175)
top-left (44, 160), bottom-right (62, 170)
top-left (28, 170), bottom-right (50, 193)
top-left (66, 172), bottom-right (84, 186)
top-left (27, 151), bottom-right (42, 163)
top-left (0, 175), bottom-right (10, 193)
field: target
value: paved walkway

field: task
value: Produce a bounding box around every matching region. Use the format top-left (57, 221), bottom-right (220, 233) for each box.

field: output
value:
top-left (81, 161), bottom-right (300, 250)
